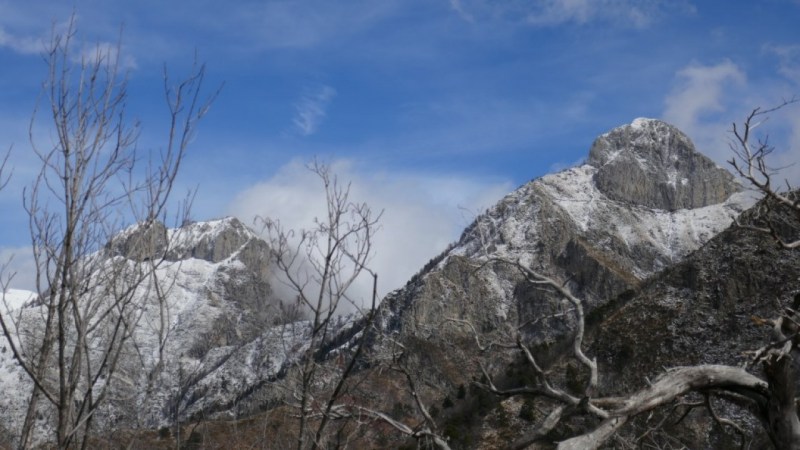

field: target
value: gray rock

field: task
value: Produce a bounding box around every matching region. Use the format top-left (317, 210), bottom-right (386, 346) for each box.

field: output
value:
top-left (107, 221), bottom-right (168, 261)
top-left (588, 118), bottom-right (740, 210)
top-left (166, 217), bottom-right (255, 262)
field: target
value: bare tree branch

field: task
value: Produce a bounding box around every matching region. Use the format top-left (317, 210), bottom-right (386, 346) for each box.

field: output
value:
top-left (258, 161), bottom-right (383, 450)
top-left (729, 98), bottom-right (800, 249)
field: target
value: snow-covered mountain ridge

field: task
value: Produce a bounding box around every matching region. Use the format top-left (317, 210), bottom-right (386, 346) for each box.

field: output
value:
top-left (0, 118), bottom-right (755, 446)
top-left (0, 217), bottom-right (305, 441)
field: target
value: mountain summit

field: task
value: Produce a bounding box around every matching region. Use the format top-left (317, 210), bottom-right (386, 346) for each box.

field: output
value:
top-left (348, 119), bottom-right (750, 400)
top-left (587, 118), bottom-right (740, 210)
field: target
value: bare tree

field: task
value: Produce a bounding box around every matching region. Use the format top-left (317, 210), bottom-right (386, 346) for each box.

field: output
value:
top-left (258, 160), bottom-right (382, 450)
top-left (451, 257), bottom-right (774, 449)
top-left (0, 17), bottom-right (215, 449)
top-left (729, 97), bottom-right (800, 248)
top-left (440, 102), bottom-right (800, 449)
top-left (360, 338), bottom-right (452, 450)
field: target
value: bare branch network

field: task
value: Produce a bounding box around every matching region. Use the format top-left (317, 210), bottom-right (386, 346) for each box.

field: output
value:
top-left (0, 15), bottom-right (216, 450)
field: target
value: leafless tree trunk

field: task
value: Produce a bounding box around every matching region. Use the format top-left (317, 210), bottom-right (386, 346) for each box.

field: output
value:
top-left (728, 99), bottom-right (800, 449)
top-left (0, 16), bottom-right (215, 449)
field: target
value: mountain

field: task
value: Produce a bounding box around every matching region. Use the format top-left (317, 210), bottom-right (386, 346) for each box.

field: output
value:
top-left (0, 118), bottom-right (774, 448)
top-left (325, 118), bottom-right (754, 447)
top-left (375, 118), bottom-right (747, 346)
top-left (0, 217), bottom-right (302, 441)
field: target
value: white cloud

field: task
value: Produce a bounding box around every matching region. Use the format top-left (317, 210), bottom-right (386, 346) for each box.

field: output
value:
top-left (765, 44), bottom-right (800, 84)
top-left (523, 0), bottom-right (693, 28)
top-left (293, 86), bottom-right (337, 136)
top-left (662, 59), bottom-right (800, 186)
top-left (662, 60), bottom-right (746, 162)
top-left (449, 0), bottom-right (475, 22)
top-left (0, 27), bottom-right (43, 55)
top-left (227, 159), bottom-right (512, 309)
top-left (0, 20), bottom-right (137, 70)
top-left (664, 60), bottom-right (746, 128)
top-left (76, 41), bottom-right (138, 71)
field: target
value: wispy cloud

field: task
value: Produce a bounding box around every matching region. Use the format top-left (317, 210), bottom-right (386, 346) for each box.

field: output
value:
top-left (662, 60), bottom-right (747, 164)
top-left (524, 0), bottom-right (694, 28)
top-left (293, 85), bottom-right (337, 136)
top-left (222, 0), bottom-right (403, 50)
top-left (663, 60), bottom-right (746, 133)
top-left (0, 27), bottom-right (44, 55)
top-left (661, 59), bottom-right (800, 185)
top-left (0, 20), bottom-right (137, 70)
top-left (440, 0), bottom-right (694, 29)
top-left (76, 41), bottom-right (138, 71)
top-left (449, 0), bottom-right (475, 22)
top-left (765, 43), bottom-right (800, 84)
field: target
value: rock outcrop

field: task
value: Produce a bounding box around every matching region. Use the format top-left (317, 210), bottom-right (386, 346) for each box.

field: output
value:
top-left (588, 118), bottom-right (740, 210)
top-left (0, 217), bottom-right (290, 438)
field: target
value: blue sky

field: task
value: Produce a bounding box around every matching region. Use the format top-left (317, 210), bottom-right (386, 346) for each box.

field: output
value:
top-left (1, 0), bottom-right (799, 294)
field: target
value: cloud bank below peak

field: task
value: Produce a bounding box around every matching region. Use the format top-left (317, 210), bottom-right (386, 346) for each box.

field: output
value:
top-left (227, 159), bottom-right (512, 303)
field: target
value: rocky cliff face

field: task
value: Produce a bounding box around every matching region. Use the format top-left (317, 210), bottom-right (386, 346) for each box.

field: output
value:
top-left (588, 118), bottom-right (740, 210)
top-left (585, 196), bottom-right (800, 448)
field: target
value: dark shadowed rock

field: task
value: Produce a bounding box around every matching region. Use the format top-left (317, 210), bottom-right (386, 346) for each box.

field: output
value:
top-left (588, 118), bottom-right (740, 210)
top-left (588, 196), bottom-right (800, 448)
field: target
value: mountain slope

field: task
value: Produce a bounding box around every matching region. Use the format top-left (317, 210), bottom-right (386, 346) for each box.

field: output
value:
top-left (332, 118), bottom-right (755, 448)
top-left (585, 198), bottom-right (800, 448)
top-left (376, 118), bottom-right (747, 347)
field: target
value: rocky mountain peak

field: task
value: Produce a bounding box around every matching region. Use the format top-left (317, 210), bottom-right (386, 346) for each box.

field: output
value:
top-left (587, 118), bottom-right (740, 211)
top-left (166, 216), bottom-right (258, 263)
top-left (109, 216), bottom-right (260, 263)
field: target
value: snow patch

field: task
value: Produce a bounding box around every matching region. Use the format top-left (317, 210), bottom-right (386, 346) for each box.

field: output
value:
top-left (631, 117), bottom-right (657, 130)
top-left (1, 289), bottom-right (36, 312)
top-left (538, 164), bottom-right (750, 272)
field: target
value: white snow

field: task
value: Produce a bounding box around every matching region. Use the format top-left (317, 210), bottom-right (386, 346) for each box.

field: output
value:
top-left (631, 117), bottom-right (657, 130)
top-left (537, 164), bottom-right (751, 274)
top-left (444, 161), bottom-right (750, 287)
top-left (167, 217), bottom-right (256, 251)
top-left (0, 217), bottom-right (283, 438)
top-left (1, 289), bottom-right (36, 312)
